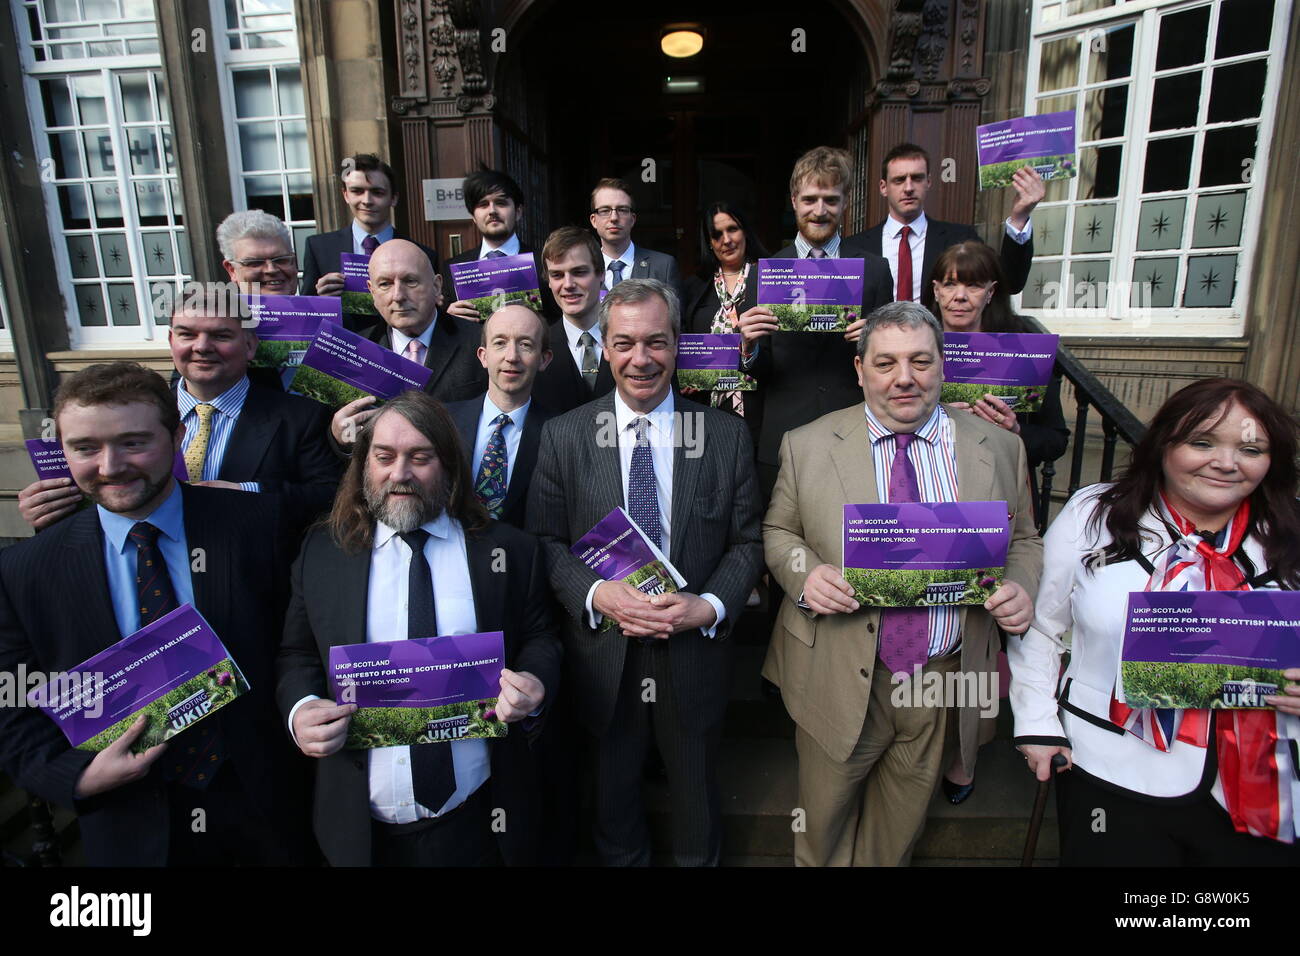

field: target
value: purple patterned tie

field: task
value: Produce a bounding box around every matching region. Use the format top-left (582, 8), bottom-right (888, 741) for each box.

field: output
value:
top-left (627, 418), bottom-right (662, 549)
top-left (361, 234), bottom-right (379, 255)
top-left (877, 432), bottom-right (930, 677)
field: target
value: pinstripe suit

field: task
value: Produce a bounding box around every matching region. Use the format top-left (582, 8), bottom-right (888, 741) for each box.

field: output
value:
top-left (526, 390), bottom-right (763, 864)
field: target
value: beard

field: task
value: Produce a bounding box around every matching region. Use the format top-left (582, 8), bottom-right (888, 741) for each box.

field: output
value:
top-left (86, 468), bottom-right (173, 516)
top-left (363, 474), bottom-right (448, 532)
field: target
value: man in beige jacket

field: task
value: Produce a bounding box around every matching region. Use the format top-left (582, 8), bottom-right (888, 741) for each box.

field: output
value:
top-left (762, 301), bottom-right (1043, 866)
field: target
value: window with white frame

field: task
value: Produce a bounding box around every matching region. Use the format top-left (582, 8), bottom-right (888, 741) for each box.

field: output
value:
top-left (17, 0), bottom-right (188, 347)
top-left (214, 0), bottom-right (315, 259)
top-left (1019, 0), bottom-right (1288, 336)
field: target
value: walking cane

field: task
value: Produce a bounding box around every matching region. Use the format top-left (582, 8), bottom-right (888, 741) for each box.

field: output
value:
top-left (1020, 753), bottom-right (1067, 867)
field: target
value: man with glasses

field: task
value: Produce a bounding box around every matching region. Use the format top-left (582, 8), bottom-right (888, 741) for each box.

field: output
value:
top-left (219, 209), bottom-right (301, 296)
top-left (589, 178), bottom-right (681, 309)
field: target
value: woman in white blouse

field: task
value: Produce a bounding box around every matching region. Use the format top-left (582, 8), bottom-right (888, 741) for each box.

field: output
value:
top-left (1011, 378), bottom-right (1300, 864)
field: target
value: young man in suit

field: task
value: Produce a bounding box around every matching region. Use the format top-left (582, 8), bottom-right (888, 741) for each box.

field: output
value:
top-left (278, 390), bottom-right (562, 866)
top-left (299, 154), bottom-right (439, 317)
top-left (527, 278), bottom-right (764, 866)
top-left (589, 178), bottom-right (681, 308)
top-left (329, 239), bottom-right (488, 454)
top-left (847, 142), bottom-right (1044, 298)
top-left (0, 362), bottom-right (311, 865)
top-left (762, 301), bottom-right (1043, 866)
top-left (532, 226), bottom-right (616, 414)
top-left (18, 288), bottom-right (341, 534)
top-left (736, 147), bottom-right (895, 497)
top-left (440, 169), bottom-right (556, 322)
top-left (446, 303), bottom-right (554, 529)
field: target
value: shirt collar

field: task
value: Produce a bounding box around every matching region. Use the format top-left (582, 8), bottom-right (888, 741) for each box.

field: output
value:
top-left (563, 316), bottom-right (601, 351)
top-left (885, 212), bottom-right (927, 240)
top-left (863, 400), bottom-right (946, 445)
top-left (177, 375), bottom-right (250, 420)
top-left (604, 242), bottom-right (636, 270)
top-left (480, 233), bottom-right (521, 259)
top-left (613, 387), bottom-right (674, 434)
top-left (794, 232), bottom-right (841, 259)
top-left (390, 316), bottom-right (438, 354)
top-left (483, 393), bottom-right (529, 430)
top-left (373, 509), bottom-right (453, 552)
top-left (352, 221), bottom-right (395, 248)
top-left (98, 478), bottom-right (185, 555)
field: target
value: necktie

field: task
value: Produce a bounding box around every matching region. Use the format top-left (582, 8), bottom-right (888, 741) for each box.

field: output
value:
top-left (627, 418), bottom-right (662, 550)
top-left (184, 403), bottom-right (215, 482)
top-left (896, 225), bottom-right (913, 302)
top-left (362, 234), bottom-right (380, 255)
top-left (807, 248), bottom-right (827, 259)
top-left (398, 529), bottom-right (457, 812)
top-left (132, 522), bottom-right (226, 788)
top-left (608, 259), bottom-right (625, 290)
top-left (474, 414), bottom-right (511, 518)
top-left (877, 433), bottom-right (931, 677)
top-left (578, 331), bottom-right (598, 390)
top-left (485, 249), bottom-right (507, 259)
top-left (404, 338), bottom-right (426, 367)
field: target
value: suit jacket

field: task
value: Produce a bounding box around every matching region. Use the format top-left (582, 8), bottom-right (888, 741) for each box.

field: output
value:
top-left (299, 226), bottom-right (440, 302)
top-left (275, 519), bottom-right (563, 866)
top-left (849, 217), bottom-right (1033, 296)
top-left (0, 485), bottom-right (307, 866)
top-left (623, 245), bottom-right (682, 308)
top-left (531, 318), bottom-right (616, 414)
top-left (440, 242), bottom-right (559, 321)
top-left (446, 393), bottom-right (556, 529)
top-left (526, 392), bottom-right (764, 738)
top-left (760, 405), bottom-right (1043, 773)
top-left (745, 237), bottom-right (894, 467)
top-left (359, 312), bottom-right (488, 404)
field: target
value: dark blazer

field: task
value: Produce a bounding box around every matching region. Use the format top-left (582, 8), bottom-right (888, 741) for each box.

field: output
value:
top-left (525, 392), bottom-right (764, 738)
top-left (299, 226), bottom-right (439, 302)
top-left (625, 245), bottom-right (683, 308)
top-left (682, 271), bottom-right (763, 448)
top-left (440, 242), bottom-right (559, 321)
top-left (359, 312), bottom-right (488, 404)
top-left (0, 485), bottom-right (306, 866)
top-left (531, 318), bottom-right (616, 415)
top-left (275, 519), bottom-right (563, 867)
top-left (849, 217), bottom-right (1033, 296)
top-left (446, 393), bottom-right (556, 529)
top-left (744, 237), bottom-right (893, 468)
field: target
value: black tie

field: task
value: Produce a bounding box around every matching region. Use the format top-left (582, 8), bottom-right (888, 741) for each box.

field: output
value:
top-left (398, 529), bottom-right (456, 812)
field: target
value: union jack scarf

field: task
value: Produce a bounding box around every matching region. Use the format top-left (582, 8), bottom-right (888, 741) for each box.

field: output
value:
top-left (709, 264), bottom-right (756, 413)
top-left (1109, 492), bottom-right (1297, 842)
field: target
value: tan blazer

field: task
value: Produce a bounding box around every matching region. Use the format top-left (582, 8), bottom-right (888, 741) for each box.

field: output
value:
top-left (761, 404), bottom-right (1043, 770)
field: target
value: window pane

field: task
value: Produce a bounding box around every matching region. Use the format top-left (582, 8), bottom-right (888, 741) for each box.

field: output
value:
top-left (1191, 190), bottom-right (1246, 247)
top-left (125, 39), bottom-right (159, 55)
top-left (1086, 23), bottom-right (1133, 82)
top-left (76, 285), bottom-right (108, 326)
top-left (1143, 136), bottom-right (1193, 192)
top-left (141, 233), bottom-right (176, 274)
top-left (169, 179), bottom-right (185, 225)
top-left (1083, 85), bottom-right (1127, 140)
top-left (239, 123), bottom-right (280, 171)
top-left (127, 128), bottom-right (160, 176)
top-left (83, 130), bottom-right (116, 177)
top-left (1066, 0), bottom-right (1115, 12)
top-left (233, 69), bottom-right (275, 118)
top-left (43, 0), bottom-right (81, 23)
top-left (1131, 257), bottom-right (1178, 308)
top-left (1033, 205), bottom-right (1067, 256)
top-left (1199, 125), bottom-right (1256, 186)
top-left (118, 73), bottom-right (153, 122)
top-left (1067, 259), bottom-right (1111, 308)
top-left (1135, 197), bottom-right (1186, 250)
top-left (1156, 6), bottom-right (1210, 71)
top-left (276, 66), bottom-right (303, 114)
top-left (97, 233), bottom-right (131, 276)
top-left (1020, 262), bottom-right (1064, 310)
top-left (1215, 0), bottom-right (1274, 57)
top-left (48, 131), bottom-right (83, 179)
top-left (1035, 93), bottom-right (1076, 116)
top-left (1183, 254), bottom-right (1235, 307)
top-left (1149, 73), bottom-right (1201, 130)
top-left (245, 176), bottom-right (285, 218)
top-left (73, 75), bottom-right (108, 125)
top-left (67, 236), bottom-right (99, 278)
top-left (1071, 202), bottom-right (1116, 254)
top-left (1078, 144), bottom-right (1122, 199)
top-left (41, 77), bottom-right (74, 127)
top-left (91, 181), bottom-right (123, 227)
top-left (135, 180), bottom-right (168, 224)
top-left (107, 283), bottom-right (141, 326)
top-left (1207, 61), bottom-right (1267, 124)
top-left (58, 184), bottom-right (91, 229)
top-left (84, 0), bottom-right (121, 20)
top-left (1038, 36), bottom-right (1080, 93)
top-left (281, 120), bottom-right (308, 168)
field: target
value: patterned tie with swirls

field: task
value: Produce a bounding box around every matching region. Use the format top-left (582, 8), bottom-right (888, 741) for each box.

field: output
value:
top-left (473, 413), bottom-right (511, 518)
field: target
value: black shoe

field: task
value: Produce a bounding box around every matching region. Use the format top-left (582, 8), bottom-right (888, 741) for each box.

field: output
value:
top-left (941, 776), bottom-right (975, 805)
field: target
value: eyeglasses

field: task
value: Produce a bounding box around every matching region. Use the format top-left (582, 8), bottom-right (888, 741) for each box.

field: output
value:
top-left (230, 254), bottom-right (298, 269)
top-left (592, 205), bottom-right (634, 219)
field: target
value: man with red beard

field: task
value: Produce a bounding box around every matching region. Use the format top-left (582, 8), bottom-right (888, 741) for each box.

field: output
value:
top-left (278, 390), bottom-right (561, 866)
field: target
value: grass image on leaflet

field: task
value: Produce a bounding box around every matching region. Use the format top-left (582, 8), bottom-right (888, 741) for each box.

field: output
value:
top-left (252, 339), bottom-right (310, 370)
top-left (77, 658), bottom-right (248, 753)
top-left (347, 699), bottom-right (508, 749)
top-left (1121, 661), bottom-right (1285, 709)
top-left (979, 155), bottom-right (1076, 189)
top-left (341, 290), bottom-right (377, 316)
top-left (676, 369), bottom-right (757, 392)
top-left (770, 303), bottom-right (857, 333)
top-left (600, 561), bottom-right (678, 632)
top-left (465, 290), bottom-right (544, 322)
top-left (289, 365), bottom-right (369, 407)
top-left (940, 382), bottom-right (1043, 412)
top-left (843, 567), bottom-right (1003, 607)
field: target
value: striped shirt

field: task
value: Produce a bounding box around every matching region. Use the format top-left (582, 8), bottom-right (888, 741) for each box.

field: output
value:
top-left (864, 402), bottom-right (962, 658)
top-left (176, 376), bottom-right (258, 491)
top-left (794, 231), bottom-right (842, 259)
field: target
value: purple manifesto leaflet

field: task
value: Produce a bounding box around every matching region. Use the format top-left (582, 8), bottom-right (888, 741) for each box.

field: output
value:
top-left (298, 323), bottom-right (432, 399)
top-left (677, 333), bottom-right (741, 370)
top-left (571, 508), bottom-right (661, 581)
top-left (757, 258), bottom-right (864, 307)
top-left (942, 332), bottom-right (1058, 386)
top-left (30, 604), bottom-right (241, 749)
top-left (1123, 592), bottom-right (1300, 668)
top-left (340, 253), bottom-right (370, 293)
top-left (843, 502), bottom-right (1010, 570)
top-left (25, 438), bottom-right (72, 480)
top-left (328, 631), bottom-right (505, 709)
top-left (450, 253), bottom-right (540, 300)
top-left (243, 294), bottom-right (340, 340)
top-left (977, 111), bottom-right (1075, 167)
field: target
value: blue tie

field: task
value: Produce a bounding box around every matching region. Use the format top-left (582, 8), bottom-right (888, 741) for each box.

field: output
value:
top-left (627, 417), bottom-right (662, 549)
top-left (608, 259), bottom-right (625, 290)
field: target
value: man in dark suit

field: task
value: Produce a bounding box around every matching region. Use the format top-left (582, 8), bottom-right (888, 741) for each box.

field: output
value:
top-left (847, 142), bottom-right (1044, 299)
top-left (0, 362), bottom-right (311, 865)
top-left (736, 146), bottom-right (894, 496)
top-left (532, 227), bottom-right (616, 414)
top-left (527, 278), bottom-right (764, 866)
top-left (277, 390), bottom-right (562, 866)
top-left (446, 303), bottom-right (554, 529)
top-left (440, 168), bottom-right (557, 322)
top-left (299, 153), bottom-right (439, 329)
top-left (18, 290), bottom-right (341, 534)
top-left (590, 178), bottom-right (682, 308)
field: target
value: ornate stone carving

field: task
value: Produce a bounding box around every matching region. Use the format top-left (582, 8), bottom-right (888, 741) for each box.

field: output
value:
top-left (889, 0), bottom-right (925, 78)
top-left (397, 0), bottom-right (425, 98)
top-left (428, 0), bottom-right (459, 97)
top-left (448, 0), bottom-right (487, 96)
top-left (916, 0), bottom-right (950, 82)
top-left (957, 0), bottom-right (980, 72)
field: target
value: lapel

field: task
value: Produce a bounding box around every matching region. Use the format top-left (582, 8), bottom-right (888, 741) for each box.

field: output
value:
top-left (452, 394), bottom-right (485, 453)
top-left (465, 530), bottom-right (504, 634)
top-left (668, 399), bottom-right (702, 568)
top-left (589, 393), bottom-right (623, 519)
top-left (179, 484), bottom-right (227, 622)
top-left (866, 223), bottom-right (886, 258)
top-left (420, 313), bottom-right (459, 392)
top-left (217, 384), bottom-right (277, 482)
top-left (328, 227), bottom-right (352, 267)
top-left (828, 407), bottom-right (880, 506)
top-left (504, 401), bottom-right (547, 513)
top-left (324, 534), bottom-right (372, 651)
top-left (60, 508), bottom-right (124, 647)
top-left (921, 219), bottom-right (948, 296)
top-left (950, 409), bottom-right (995, 501)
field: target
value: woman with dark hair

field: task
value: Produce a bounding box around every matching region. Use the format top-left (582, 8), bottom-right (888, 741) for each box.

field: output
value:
top-left (681, 202), bottom-right (769, 445)
top-left (925, 241), bottom-right (1070, 804)
top-left (1010, 378), bottom-right (1300, 864)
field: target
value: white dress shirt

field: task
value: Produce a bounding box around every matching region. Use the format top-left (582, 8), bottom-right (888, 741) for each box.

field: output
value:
top-left (471, 395), bottom-right (530, 491)
top-left (582, 389), bottom-right (726, 635)
top-left (390, 317), bottom-right (437, 363)
top-left (603, 242), bottom-right (636, 290)
top-left (478, 232), bottom-right (521, 259)
top-left (561, 316), bottom-right (603, 371)
top-left (882, 212), bottom-right (1033, 302)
